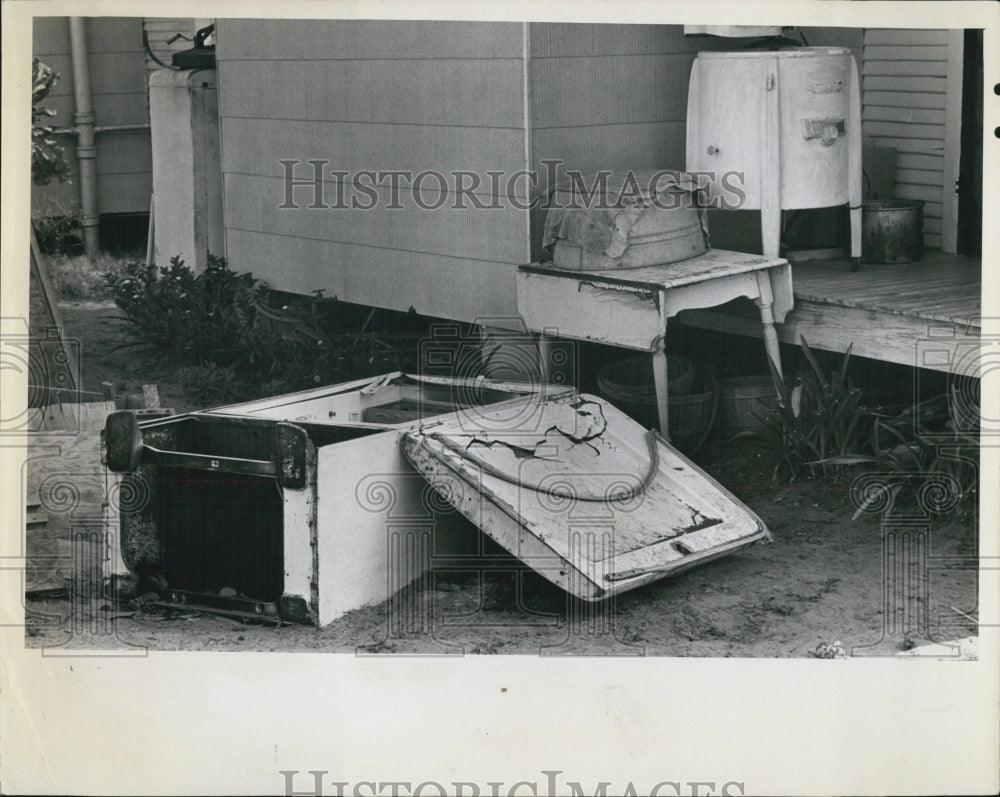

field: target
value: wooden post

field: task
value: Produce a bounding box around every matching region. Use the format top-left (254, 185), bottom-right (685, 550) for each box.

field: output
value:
top-left (29, 229), bottom-right (79, 394)
top-left (941, 30), bottom-right (964, 255)
top-left (145, 193), bottom-right (155, 268)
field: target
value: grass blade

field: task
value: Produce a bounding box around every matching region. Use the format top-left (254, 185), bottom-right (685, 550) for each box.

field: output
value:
top-left (799, 335), bottom-right (828, 387)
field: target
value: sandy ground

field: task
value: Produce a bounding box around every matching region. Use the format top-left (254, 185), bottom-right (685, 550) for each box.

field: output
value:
top-left (23, 301), bottom-right (980, 657)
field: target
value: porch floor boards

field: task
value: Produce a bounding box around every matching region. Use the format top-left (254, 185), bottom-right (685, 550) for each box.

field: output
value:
top-left (791, 251), bottom-right (981, 328)
top-left (678, 250), bottom-right (982, 373)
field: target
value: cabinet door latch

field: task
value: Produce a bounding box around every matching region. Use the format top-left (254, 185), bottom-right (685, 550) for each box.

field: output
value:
top-left (802, 118), bottom-right (846, 144)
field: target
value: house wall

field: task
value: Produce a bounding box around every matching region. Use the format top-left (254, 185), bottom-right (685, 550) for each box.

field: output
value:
top-left (143, 17), bottom-right (197, 76)
top-left (212, 22), bottom-right (911, 321)
top-left (861, 28), bottom-right (954, 250)
top-left (31, 17), bottom-right (152, 218)
top-left (527, 24), bottom-right (703, 260)
top-left (215, 19), bottom-right (529, 324)
top-left (526, 25), bottom-right (864, 258)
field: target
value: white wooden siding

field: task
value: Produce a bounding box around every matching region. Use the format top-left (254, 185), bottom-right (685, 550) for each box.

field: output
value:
top-left (527, 24), bottom-right (704, 260)
top-left (142, 18), bottom-right (196, 75)
top-left (213, 21), bottom-right (866, 319)
top-left (32, 17), bottom-right (152, 217)
top-left (862, 28), bottom-right (951, 249)
top-left (215, 19), bottom-right (529, 324)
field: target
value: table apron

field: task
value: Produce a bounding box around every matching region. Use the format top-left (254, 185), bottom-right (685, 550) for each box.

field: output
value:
top-left (517, 272), bottom-right (664, 350)
top-left (660, 271), bottom-right (762, 318)
top-left (518, 268), bottom-right (777, 350)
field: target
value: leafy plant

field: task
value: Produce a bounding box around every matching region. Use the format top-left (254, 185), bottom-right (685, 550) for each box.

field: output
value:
top-left (829, 385), bottom-right (979, 519)
top-left (754, 336), bottom-right (869, 480)
top-left (177, 363), bottom-right (245, 406)
top-left (107, 254), bottom-right (321, 382)
top-left (32, 212), bottom-right (83, 256)
top-left (106, 254), bottom-right (420, 405)
top-left (32, 58), bottom-right (70, 186)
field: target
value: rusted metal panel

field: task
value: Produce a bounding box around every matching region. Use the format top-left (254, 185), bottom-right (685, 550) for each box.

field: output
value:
top-left (275, 423), bottom-right (308, 490)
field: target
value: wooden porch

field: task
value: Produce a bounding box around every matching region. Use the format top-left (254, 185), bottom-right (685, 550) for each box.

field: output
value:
top-left (678, 250), bottom-right (982, 374)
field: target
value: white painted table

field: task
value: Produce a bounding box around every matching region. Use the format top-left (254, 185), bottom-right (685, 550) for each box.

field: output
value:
top-left (516, 248), bottom-right (794, 437)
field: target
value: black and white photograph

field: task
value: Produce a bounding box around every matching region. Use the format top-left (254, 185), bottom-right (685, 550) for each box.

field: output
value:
top-left (2, 1), bottom-right (998, 794)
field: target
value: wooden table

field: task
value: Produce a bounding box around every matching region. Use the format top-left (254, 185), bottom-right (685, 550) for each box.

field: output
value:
top-left (516, 248), bottom-right (794, 437)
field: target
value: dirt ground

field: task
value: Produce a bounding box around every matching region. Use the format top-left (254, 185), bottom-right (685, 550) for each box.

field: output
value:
top-left (23, 301), bottom-right (980, 657)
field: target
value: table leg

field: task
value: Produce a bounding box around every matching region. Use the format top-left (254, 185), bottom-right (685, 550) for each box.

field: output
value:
top-left (651, 336), bottom-right (670, 440)
top-left (754, 271), bottom-right (783, 379)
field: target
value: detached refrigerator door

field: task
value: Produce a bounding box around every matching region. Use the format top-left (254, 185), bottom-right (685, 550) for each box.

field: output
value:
top-left (402, 393), bottom-right (770, 601)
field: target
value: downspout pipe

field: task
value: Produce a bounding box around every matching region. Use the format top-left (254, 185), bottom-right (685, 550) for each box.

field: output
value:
top-left (69, 17), bottom-right (99, 256)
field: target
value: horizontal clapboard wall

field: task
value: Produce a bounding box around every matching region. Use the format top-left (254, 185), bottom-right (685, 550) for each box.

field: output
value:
top-left (142, 18), bottom-right (196, 75)
top-left (527, 23), bottom-right (702, 261)
top-left (31, 17), bottom-right (153, 217)
top-left (214, 21), bottom-right (870, 318)
top-left (215, 19), bottom-right (529, 324)
top-left (862, 28), bottom-right (954, 249)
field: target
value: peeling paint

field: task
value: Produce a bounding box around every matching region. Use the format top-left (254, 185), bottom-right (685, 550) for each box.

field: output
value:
top-left (680, 504), bottom-right (721, 534)
top-left (402, 394), bottom-right (770, 600)
top-left (465, 436), bottom-right (553, 461)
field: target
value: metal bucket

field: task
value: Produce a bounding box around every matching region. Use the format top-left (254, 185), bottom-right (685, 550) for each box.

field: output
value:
top-left (598, 355), bottom-right (719, 451)
top-left (719, 375), bottom-right (776, 436)
top-left (861, 200), bottom-right (924, 264)
top-left (598, 355), bottom-right (694, 427)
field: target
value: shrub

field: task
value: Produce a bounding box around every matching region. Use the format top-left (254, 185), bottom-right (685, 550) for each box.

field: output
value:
top-left (32, 213), bottom-right (84, 256)
top-left (106, 254), bottom-right (417, 404)
top-left (32, 59), bottom-right (79, 256)
top-left (107, 254), bottom-right (318, 376)
top-left (177, 364), bottom-right (245, 406)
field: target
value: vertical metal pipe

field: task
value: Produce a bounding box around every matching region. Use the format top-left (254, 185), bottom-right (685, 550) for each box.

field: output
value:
top-left (69, 17), bottom-right (99, 255)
